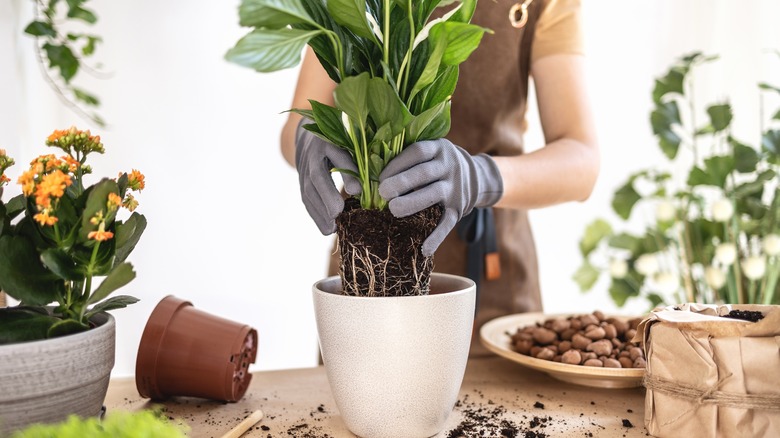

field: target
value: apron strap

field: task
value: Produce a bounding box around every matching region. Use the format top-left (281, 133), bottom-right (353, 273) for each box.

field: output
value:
top-left (457, 208), bottom-right (501, 312)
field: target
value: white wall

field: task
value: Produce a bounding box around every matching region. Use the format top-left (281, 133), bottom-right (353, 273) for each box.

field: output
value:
top-left (1, 0), bottom-right (778, 377)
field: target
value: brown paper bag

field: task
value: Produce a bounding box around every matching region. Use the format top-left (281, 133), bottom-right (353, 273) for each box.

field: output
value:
top-left (635, 304), bottom-right (780, 438)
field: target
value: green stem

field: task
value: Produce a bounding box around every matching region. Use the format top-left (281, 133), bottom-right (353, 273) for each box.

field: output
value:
top-left (748, 280), bottom-right (756, 304)
top-left (324, 31), bottom-right (346, 80)
top-left (383, 0), bottom-right (390, 70)
top-left (763, 256), bottom-right (779, 304)
top-left (80, 240), bottom-right (101, 320)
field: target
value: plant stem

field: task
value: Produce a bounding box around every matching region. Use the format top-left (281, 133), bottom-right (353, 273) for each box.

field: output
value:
top-left (383, 0), bottom-right (390, 70)
top-left (748, 280), bottom-right (756, 304)
top-left (678, 215), bottom-right (698, 303)
top-left (763, 256), bottom-right (779, 304)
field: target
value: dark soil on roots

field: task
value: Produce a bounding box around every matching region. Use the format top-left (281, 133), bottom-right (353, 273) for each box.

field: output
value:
top-left (721, 310), bottom-right (764, 322)
top-left (335, 197), bottom-right (441, 297)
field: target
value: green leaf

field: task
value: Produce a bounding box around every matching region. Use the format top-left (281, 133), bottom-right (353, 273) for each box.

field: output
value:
top-left (0, 308), bottom-right (60, 344)
top-left (309, 101), bottom-right (352, 148)
top-left (687, 155), bottom-right (734, 187)
top-left (86, 295), bottom-right (139, 318)
top-left (0, 235), bottom-right (61, 306)
top-left (573, 261), bottom-right (600, 292)
top-left (432, 22), bottom-right (489, 66)
top-left (43, 43), bottom-right (79, 83)
top-left (47, 319), bottom-right (89, 339)
top-left (6, 194), bottom-right (26, 218)
top-left (612, 180), bottom-right (641, 220)
top-left (758, 82), bottom-right (780, 94)
top-left (450, 0), bottom-right (477, 23)
top-left (73, 87), bottom-right (100, 106)
top-left (41, 249), bottom-right (82, 281)
top-left (79, 179), bottom-right (119, 242)
top-left (707, 103), bottom-right (732, 132)
top-left (650, 101), bottom-right (681, 159)
top-left (24, 21), bottom-right (56, 37)
top-left (418, 101), bottom-right (451, 140)
top-left (647, 293), bottom-right (665, 309)
top-left (579, 219), bottom-right (612, 256)
top-left (67, 6), bottom-right (97, 24)
top-left (114, 213), bottom-right (147, 265)
top-left (367, 78), bottom-right (412, 136)
top-left (609, 279), bottom-right (636, 307)
top-left (763, 130), bottom-right (780, 157)
top-left (409, 33), bottom-right (447, 101)
top-left (652, 68), bottom-right (685, 104)
top-left (730, 137), bottom-right (759, 173)
top-left (327, 0), bottom-right (373, 39)
top-left (608, 233), bottom-right (642, 256)
top-left (422, 65), bottom-right (458, 110)
top-left (238, 0), bottom-right (316, 28)
top-left (334, 73), bottom-right (370, 127)
top-left (88, 263), bottom-right (136, 304)
top-left (407, 100), bottom-right (448, 142)
top-left (225, 28), bottom-right (321, 73)
top-left (81, 35), bottom-right (100, 56)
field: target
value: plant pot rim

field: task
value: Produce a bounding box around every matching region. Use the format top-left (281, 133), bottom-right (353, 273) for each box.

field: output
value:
top-left (0, 311), bottom-right (113, 349)
top-left (314, 273), bottom-right (475, 301)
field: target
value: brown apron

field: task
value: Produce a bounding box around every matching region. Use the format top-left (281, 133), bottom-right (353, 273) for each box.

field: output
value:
top-left (329, 0), bottom-right (546, 356)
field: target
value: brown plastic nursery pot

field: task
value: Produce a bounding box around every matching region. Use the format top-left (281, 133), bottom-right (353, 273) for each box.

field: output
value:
top-left (135, 295), bottom-right (257, 402)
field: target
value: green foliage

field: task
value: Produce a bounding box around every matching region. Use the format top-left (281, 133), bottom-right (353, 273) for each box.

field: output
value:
top-left (576, 52), bottom-right (780, 309)
top-left (0, 128), bottom-right (145, 344)
top-left (226, 0), bottom-right (490, 209)
top-left (24, 1), bottom-right (105, 126)
top-left (11, 409), bottom-right (188, 438)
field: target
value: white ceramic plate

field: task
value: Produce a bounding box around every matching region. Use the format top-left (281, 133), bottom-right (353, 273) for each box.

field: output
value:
top-left (480, 312), bottom-right (645, 389)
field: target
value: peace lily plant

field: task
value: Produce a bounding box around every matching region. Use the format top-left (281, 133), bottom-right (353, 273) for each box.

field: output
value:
top-left (576, 53), bottom-right (780, 308)
top-left (0, 127), bottom-right (146, 343)
top-left (226, 0), bottom-right (489, 210)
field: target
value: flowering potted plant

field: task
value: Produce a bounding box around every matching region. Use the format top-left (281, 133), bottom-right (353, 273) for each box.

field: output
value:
top-left (575, 52), bottom-right (780, 308)
top-left (226, 1), bottom-right (485, 436)
top-left (0, 127), bottom-right (147, 434)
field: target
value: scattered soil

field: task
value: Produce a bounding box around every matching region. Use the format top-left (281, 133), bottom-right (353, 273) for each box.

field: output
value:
top-left (335, 197), bottom-right (441, 296)
top-left (622, 419), bottom-right (634, 428)
top-left (721, 310), bottom-right (764, 322)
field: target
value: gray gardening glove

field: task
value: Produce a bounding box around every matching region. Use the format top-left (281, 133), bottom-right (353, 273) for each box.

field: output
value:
top-left (295, 119), bottom-right (361, 234)
top-left (378, 139), bottom-right (503, 257)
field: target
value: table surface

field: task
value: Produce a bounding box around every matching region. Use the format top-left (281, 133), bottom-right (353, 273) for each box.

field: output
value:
top-left (105, 357), bottom-right (649, 437)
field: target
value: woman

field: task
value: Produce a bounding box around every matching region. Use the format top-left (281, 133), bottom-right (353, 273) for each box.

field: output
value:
top-left (280, 0), bottom-right (598, 355)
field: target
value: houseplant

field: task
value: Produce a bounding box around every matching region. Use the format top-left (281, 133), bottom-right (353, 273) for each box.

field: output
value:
top-left (10, 409), bottom-right (188, 438)
top-left (574, 52), bottom-right (780, 309)
top-left (226, 0), bottom-right (489, 297)
top-left (0, 127), bottom-right (147, 434)
top-left (226, 1), bottom-right (486, 436)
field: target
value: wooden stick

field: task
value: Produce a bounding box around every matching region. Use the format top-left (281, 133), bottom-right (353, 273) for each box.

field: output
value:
top-left (219, 409), bottom-right (264, 438)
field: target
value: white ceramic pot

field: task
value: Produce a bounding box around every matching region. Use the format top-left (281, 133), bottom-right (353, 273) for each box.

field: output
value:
top-left (313, 273), bottom-right (476, 438)
top-left (0, 313), bottom-right (115, 435)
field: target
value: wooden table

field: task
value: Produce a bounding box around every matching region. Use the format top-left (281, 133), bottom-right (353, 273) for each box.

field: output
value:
top-left (105, 357), bottom-right (648, 437)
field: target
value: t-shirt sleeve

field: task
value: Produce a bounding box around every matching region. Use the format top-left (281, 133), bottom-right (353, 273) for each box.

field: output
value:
top-left (531, 0), bottom-right (584, 64)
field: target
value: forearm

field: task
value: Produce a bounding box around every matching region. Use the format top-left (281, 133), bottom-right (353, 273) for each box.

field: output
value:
top-left (492, 137), bottom-right (599, 210)
top-left (280, 113), bottom-right (302, 167)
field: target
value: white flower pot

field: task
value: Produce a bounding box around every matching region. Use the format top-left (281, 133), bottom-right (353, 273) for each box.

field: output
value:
top-left (313, 273), bottom-right (475, 438)
top-left (0, 313), bottom-right (115, 435)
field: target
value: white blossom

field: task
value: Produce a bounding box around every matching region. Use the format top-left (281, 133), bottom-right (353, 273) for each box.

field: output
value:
top-left (762, 234), bottom-right (780, 256)
top-left (654, 272), bottom-right (679, 295)
top-left (704, 267), bottom-right (726, 290)
top-left (412, 3), bottom-right (463, 49)
top-left (635, 254), bottom-right (659, 276)
top-left (341, 112), bottom-right (352, 133)
top-left (711, 198), bottom-right (734, 222)
top-left (742, 256), bottom-right (766, 281)
top-left (715, 243), bottom-right (737, 266)
top-left (609, 259), bottom-right (628, 279)
top-left (366, 12), bottom-right (383, 43)
top-left (656, 200), bottom-right (676, 222)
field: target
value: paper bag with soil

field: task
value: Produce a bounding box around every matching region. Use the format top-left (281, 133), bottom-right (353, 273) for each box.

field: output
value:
top-left (635, 304), bottom-right (780, 437)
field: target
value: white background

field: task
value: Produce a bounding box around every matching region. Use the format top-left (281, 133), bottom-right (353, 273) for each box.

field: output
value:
top-left (1, 0), bottom-right (779, 377)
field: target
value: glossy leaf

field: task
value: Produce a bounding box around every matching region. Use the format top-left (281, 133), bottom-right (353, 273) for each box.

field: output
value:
top-left (225, 28), bottom-right (321, 73)
top-left (89, 263), bottom-right (136, 304)
top-left (309, 100), bottom-right (352, 148)
top-left (409, 34), bottom-right (447, 101)
top-left (47, 319), bottom-right (89, 339)
top-left (0, 308), bottom-right (59, 345)
top-left (652, 68), bottom-right (685, 103)
top-left (334, 73), bottom-right (370, 126)
top-left (114, 212), bottom-right (147, 265)
top-left (422, 65), bottom-right (458, 109)
top-left (86, 295), bottom-right (140, 318)
top-left (730, 137), bottom-right (759, 173)
top-left (367, 77), bottom-right (412, 136)
top-left (407, 100), bottom-right (448, 142)
top-left (238, 0), bottom-right (316, 28)
top-left (43, 43), bottom-right (79, 83)
top-left (417, 101), bottom-right (451, 140)
top-left (328, 0), bottom-right (373, 40)
top-left (24, 21), bottom-right (56, 37)
top-left (41, 249), bottom-right (82, 281)
top-left (431, 21), bottom-right (489, 66)
top-left (0, 235), bottom-right (61, 306)
top-left (79, 179), bottom-right (119, 242)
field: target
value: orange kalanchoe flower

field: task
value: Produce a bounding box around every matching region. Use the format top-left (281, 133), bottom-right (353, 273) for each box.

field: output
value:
top-left (34, 170), bottom-right (73, 209)
top-left (127, 169), bottom-right (145, 191)
top-left (123, 193), bottom-right (139, 212)
top-left (47, 129), bottom-right (70, 143)
top-left (0, 174), bottom-right (9, 185)
top-left (88, 223), bottom-right (114, 242)
top-left (34, 211), bottom-right (58, 226)
top-left (18, 169), bottom-right (36, 196)
top-left (107, 192), bottom-right (122, 209)
top-left (62, 155), bottom-right (80, 173)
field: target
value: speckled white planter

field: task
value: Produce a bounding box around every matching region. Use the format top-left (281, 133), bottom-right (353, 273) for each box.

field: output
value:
top-left (0, 313), bottom-right (115, 435)
top-left (313, 273), bottom-right (476, 438)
